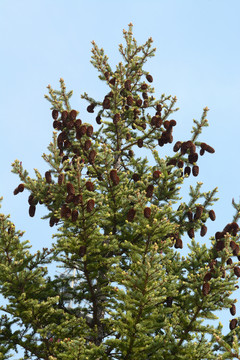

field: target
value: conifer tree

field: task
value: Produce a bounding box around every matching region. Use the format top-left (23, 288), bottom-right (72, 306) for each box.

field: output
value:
top-left (1, 23), bottom-right (240, 359)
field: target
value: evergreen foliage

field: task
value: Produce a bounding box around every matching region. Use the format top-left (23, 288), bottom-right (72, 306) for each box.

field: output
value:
top-left (1, 23), bottom-right (240, 359)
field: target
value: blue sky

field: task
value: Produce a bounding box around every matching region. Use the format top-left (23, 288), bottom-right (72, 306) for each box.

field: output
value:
top-left (1, 0), bottom-right (240, 354)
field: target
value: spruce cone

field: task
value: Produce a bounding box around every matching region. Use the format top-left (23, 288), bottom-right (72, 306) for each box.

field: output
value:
top-left (216, 240), bottom-right (225, 251)
top-left (66, 182), bottom-right (75, 195)
top-left (109, 78), bottom-right (116, 85)
top-left (79, 245), bottom-right (86, 257)
top-left (86, 199), bottom-right (95, 212)
top-left (96, 115), bottom-right (101, 124)
top-left (70, 110), bottom-right (77, 120)
top-left (146, 74), bottom-right (153, 83)
top-left (89, 150), bottom-right (96, 164)
top-left (78, 125), bottom-right (87, 137)
top-left (141, 83), bottom-right (148, 90)
top-left (127, 208), bottom-right (136, 222)
top-left (192, 165), bottom-right (199, 177)
top-left (53, 120), bottom-right (61, 130)
top-left (209, 210), bottom-right (216, 221)
top-left (29, 205), bottom-right (36, 217)
top-left (187, 211), bottom-right (193, 221)
top-left (184, 166), bottom-right (191, 176)
top-left (75, 119), bottom-right (82, 129)
top-left (203, 272), bottom-right (212, 282)
top-left (71, 209), bottom-right (78, 222)
top-left (230, 304), bottom-right (236, 316)
top-left (61, 204), bottom-right (71, 219)
top-left (86, 125), bottom-right (93, 137)
top-left (52, 109), bottom-right (59, 120)
top-left (234, 266), bottom-right (240, 277)
top-left (137, 139), bottom-right (143, 148)
top-left (73, 194), bottom-right (82, 205)
top-left (84, 140), bottom-right (92, 151)
top-left (195, 206), bottom-right (203, 220)
top-left (226, 258), bottom-right (233, 265)
top-left (45, 171), bottom-right (52, 184)
top-left (170, 119), bottom-right (176, 127)
top-left (136, 99), bottom-right (142, 107)
top-left (201, 142), bottom-right (215, 153)
top-left (202, 282), bottom-right (210, 296)
top-left (177, 160), bottom-right (184, 168)
top-left (146, 184), bottom-right (154, 198)
top-left (28, 194), bottom-right (38, 206)
top-left (124, 80), bottom-right (131, 91)
top-left (61, 111), bottom-right (68, 121)
top-left (187, 228), bottom-right (195, 239)
top-left (173, 141), bottom-right (181, 152)
top-left (188, 153), bottom-right (198, 164)
top-left (153, 170), bottom-right (161, 179)
top-left (233, 244), bottom-right (240, 256)
top-left (103, 97), bottom-right (111, 109)
top-left (200, 224), bottom-right (207, 237)
top-left (18, 183), bottom-right (24, 192)
top-left (230, 318), bottom-right (237, 330)
top-left (166, 296), bottom-right (173, 307)
top-left (132, 173), bottom-right (140, 182)
top-left (110, 170), bottom-right (119, 185)
top-left (13, 187), bottom-right (19, 195)
top-left (86, 181), bottom-right (94, 191)
top-left (87, 104), bottom-right (95, 113)
top-left (127, 96), bottom-right (134, 106)
top-left (113, 113), bottom-right (120, 124)
top-left (175, 238), bottom-right (183, 249)
top-left (58, 174), bottom-right (64, 185)
top-left (49, 216), bottom-right (56, 227)
top-left (144, 207), bottom-right (151, 219)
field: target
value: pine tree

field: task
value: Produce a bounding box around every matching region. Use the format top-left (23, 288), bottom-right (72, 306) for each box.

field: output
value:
top-left (1, 23), bottom-right (240, 359)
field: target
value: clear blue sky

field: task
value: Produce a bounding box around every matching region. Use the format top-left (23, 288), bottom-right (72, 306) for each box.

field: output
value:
top-left (1, 0), bottom-right (240, 354)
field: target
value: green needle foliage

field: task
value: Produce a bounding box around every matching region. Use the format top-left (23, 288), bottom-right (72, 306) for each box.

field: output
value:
top-left (1, 23), bottom-right (240, 359)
